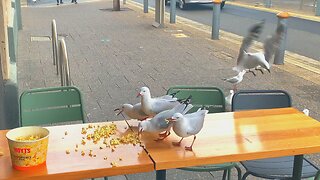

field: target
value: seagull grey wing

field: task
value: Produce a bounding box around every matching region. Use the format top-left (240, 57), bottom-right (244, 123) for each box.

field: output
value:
top-left (225, 76), bottom-right (239, 84)
top-left (182, 104), bottom-right (193, 115)
top-left (237, 21), bottom-right (265, 65)
top-left (263, 23), bottom-right (286, 63)
top-left (151, 99), bottom-right (179, 114)
top-left (156, 95), bottom-right (178, 101)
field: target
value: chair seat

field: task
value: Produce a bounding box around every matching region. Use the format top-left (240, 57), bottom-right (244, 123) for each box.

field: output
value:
top-left (241, 156), bottom-right (319, 179)
top-left (179, 162), bottom-right (238, 172)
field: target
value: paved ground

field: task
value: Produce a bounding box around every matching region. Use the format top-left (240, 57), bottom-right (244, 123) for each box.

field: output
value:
top-left (17, 0), bottom-right (320, 179)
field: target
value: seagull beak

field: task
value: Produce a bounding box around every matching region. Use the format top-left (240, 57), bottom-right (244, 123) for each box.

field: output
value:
top-left (267, 69), bottom-right (271, 73)
top-left (137, 93), bottom-right (142, 97)
top-left (114, 108), bottom-right (123, 116)
top-left (166, 118), bottom-right (176, 122)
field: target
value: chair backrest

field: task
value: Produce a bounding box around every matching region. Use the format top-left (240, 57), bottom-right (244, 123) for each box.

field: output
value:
top-left (20, 86), bottom-right (86, 126)
top-left (167, 86), bottom-right (225, 113)
top-left (231, 90), bottom-right (292, 111)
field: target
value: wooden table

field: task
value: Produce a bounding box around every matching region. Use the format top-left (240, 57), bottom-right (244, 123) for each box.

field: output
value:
top-left (0, 121), bottom-right (154, 180)
top-left (1, 108), bottom-right (320, 180)
top-left (127, 107), bottom-right (320, 180)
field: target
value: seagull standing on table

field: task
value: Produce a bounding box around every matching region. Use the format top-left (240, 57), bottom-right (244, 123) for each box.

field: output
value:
top-left (137, 87), bottom-right (181, 116)
top-left (114, 103), bottom-right (149, 121)
top-left (168, 109), bottom-right (208, 151)
top-left (138, 102), bottom-right (193, 141)
top-left (223, 70), bottom-right (246, 92)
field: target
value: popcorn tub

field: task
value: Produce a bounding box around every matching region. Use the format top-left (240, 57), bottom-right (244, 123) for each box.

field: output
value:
top-left (6, 126), bottom-right (49, 170)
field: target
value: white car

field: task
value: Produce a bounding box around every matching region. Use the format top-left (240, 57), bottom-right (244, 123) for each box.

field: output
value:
top-left (165, 0), bottom-right (226, 10)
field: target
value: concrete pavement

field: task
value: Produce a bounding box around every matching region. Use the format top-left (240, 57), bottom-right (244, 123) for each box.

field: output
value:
top-left (17, 0), bottom-right (320, 179)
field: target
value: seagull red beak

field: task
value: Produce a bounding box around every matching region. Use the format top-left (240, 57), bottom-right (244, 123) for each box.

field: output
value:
top-left (137, 93), bottom-right (142, 97)
top-left (114, 108), bottom-right (123, 116)
top-left (166, 118), bottom-right (176, 122)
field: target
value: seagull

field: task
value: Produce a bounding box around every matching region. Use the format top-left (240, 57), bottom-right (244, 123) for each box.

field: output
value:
top-left (138, 102), bottom-right (193, 141)
top-left (114, 103), bottom-right (149, 121)
top-left (168, 109), bottom-right (208, 151)
top-left (137, 87), bottom-right (181, 116)
top-left (223, 70), bottom-right (246, 91)
top-left (225, 90), bottom-right (234, 111)
top-left (234, 51), bottom-right (271, 76)
top-left (234, 20), bottom-right (286, 75)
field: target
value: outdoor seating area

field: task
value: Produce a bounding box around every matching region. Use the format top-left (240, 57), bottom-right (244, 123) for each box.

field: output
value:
top-left (0, 0), bottom-right (320, 179)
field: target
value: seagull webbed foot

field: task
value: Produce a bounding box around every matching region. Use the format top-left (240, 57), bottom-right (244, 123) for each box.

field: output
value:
top-left (248, 70), bottom-right (256, 76)
top-left (256, 68), bottom-right (264, 74)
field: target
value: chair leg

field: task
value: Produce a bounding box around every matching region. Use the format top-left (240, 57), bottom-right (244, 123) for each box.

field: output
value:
top-left (315, 171), bottom-right (320, 180)
top-left (227, 169), bottom-right (231, 180)
top-left (104, 177), bottom-right (108, 180)
top-left (234, 165), bottom-right (242, 180)
top-left (222, 169), bottom-right (228, 180)
top-left (241, 172), bottom-right (250, 180)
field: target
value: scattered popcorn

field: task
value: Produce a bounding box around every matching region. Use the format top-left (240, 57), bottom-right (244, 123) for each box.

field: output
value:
top-left (75, 149), bottom-right (78, 152)
top-left (104, 156), bottom-right (108, 160)
top-left (81, 151), bottom-right (85, 156)
top-left (81, 139), bottom-right (86, 145)
top-left (111, 162), bottom-right (117, 167)
top-left (119, 158), bottom-right (122, 161)
top-left (99, 147), bottom-right (103, 150)
top-left (65, 131), bottom-right (68, 135)
top-left (66, 150), bottom-right (70, 154)
top-left (16, 135), bottom-right (41, 141)
top-left (76, 144), bottom-right (78, 148)
top-left (89, 150), bottom-right (93, 157)
top-left (81, 128), bottom-right (87, 134)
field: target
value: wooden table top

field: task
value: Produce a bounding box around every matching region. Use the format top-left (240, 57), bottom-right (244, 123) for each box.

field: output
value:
top-left (128, 107), bottom-right (320, 170)
top-left (0, 121), bottom-right (154, 180)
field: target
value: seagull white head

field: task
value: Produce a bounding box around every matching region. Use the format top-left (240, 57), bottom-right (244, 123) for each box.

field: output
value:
top-left (168, 113), bottom-right (184, 122)
top-left (114, 104), bottom-right (133, 115)
top-left (138, 121), bottom-right (148, 135)
top-left (137, 87), bottom-right (150, 97)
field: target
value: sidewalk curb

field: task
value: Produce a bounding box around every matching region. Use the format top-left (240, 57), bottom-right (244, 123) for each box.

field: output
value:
top-left (127, 0), bottom-right (320, 85)
top-left (226, 1), bottom-right (320, 23)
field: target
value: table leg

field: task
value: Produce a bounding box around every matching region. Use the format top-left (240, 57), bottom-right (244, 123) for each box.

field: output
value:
top-left (156, 170), bottom-right (166, 180)
top-left (292, 154), bottom-right (303, 180)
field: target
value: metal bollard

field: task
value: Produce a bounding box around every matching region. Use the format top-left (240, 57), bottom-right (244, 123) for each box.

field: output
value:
top-left (274, 12), bottom-right (289, 65)
top-left (113, 0), bottom-right (120, 11)
top-left (316, 0), bottom-right (320, 16)
top-left (144, 0), bottom-right (148, 13)
top-left (264, 0), bottom-right (271, 8)
top-left (170, 0), bottom-right (176, 23)
top-left (211, 0), bottom-right (221, 40)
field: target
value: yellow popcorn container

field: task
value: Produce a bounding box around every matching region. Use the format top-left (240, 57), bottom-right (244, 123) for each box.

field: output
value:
top-left (6, 126), bottom-right (49, 170)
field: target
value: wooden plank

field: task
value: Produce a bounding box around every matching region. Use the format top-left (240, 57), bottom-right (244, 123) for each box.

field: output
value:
top-left (0, 121), bottom-right (154, 179)
top-left (128, 107), bottom-right (320, 170)
top-left (0, 0), bottom-right (10, 80)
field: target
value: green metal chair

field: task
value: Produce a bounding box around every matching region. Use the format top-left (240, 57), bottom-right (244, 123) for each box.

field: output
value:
top-left (232, 90), bottom-right (319, 180)
top-left (167, 86), bottom-right (241, 180)
top-left (19, 86), bottom-right (109, 180)
top-left (19, 86), bottom-right (86, 126)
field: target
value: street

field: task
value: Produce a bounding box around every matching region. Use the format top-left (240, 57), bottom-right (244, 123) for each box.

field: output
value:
top-left (134, 0), bottom-right (320, 61)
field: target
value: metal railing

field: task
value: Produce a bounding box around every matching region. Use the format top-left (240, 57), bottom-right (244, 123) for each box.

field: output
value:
top-left (51, 19), bottom-right (71, 86)
top-left (59, 38), bottom-right (71, 86)
top-left (51, 19), bottom-right (59, 75)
